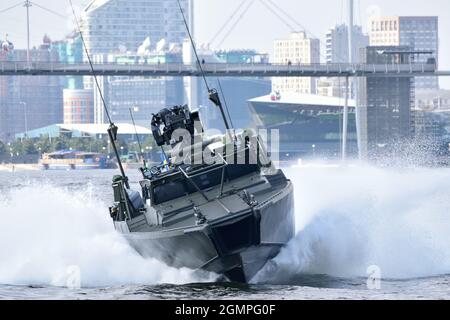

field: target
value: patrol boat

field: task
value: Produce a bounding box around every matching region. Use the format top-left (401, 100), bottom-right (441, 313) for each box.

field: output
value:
top-left (108, 102), bottom-right (295, 282)
top-left (68, 0), bottom-right (295, 282)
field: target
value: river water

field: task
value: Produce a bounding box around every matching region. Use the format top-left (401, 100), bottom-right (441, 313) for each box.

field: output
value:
top-left (0, 165), bottom-right (449, 300)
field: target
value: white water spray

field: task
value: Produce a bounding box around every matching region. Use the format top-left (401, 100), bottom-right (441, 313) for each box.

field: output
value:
top-left (0, 184), bottom-right (216, 288)
top-left (254, 165), bottom-right (450, 283)
top-left (1, 165), bottom-right (450, 287)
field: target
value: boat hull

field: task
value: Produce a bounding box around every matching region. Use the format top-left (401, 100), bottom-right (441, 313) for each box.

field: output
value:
top-left (118, 182), bottom-right (295, 283)
top-left (41, 164), bottom-right (106, 170)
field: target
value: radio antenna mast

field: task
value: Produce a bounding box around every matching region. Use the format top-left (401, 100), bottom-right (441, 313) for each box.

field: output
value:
top-left (68, 0), bottom-right (129, 188)
top-left (129, 108), bottom-right (147, 170)
top-left (176, 0), bottom-right (234, 140)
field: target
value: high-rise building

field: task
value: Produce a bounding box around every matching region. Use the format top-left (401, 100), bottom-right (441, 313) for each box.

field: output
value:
top-left (368, 16), bottom-right (439, 90)
top-left (91, 50), bottom-right (184, 126)
top-left (63, 89), bottom-right (94, 124)
top-left (80, 0), bottom-right (190, 56)
top-left (0, 39), bottom-right (63, 142)
top-left (415, 89), bottom-right (450, 110)
top-left (79, 0), bottom-right (192, 122)
top-left (216, 50), bottom-right (269, 64)
top-left (200, 78), bottom-right (271, 131)
top-left (192, 50), bottom-right (271, 131)
top-left (273, 32), bottom-right (320, 94)
top-left (326, 24), bottom-right (369, 64)
top-left (108, 77), bottom-right (184, 128)
top-left (51, 32), bottom-right (84, 90)
top-left (358, 46), bottom-right (415, 160)
top-left (414, 89), bottom-right (450, 147)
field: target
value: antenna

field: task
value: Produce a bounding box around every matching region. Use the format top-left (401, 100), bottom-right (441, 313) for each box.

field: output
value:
top-left (342, 0), bottom-right (354, 161)
top-left (68, 0), bottom-right (129, 188)
top-left (24, 0), bottom-right (31, 66)
top-left (129, 108), bottom-right (147, 170)
top-left (176, 0), bottom-right (234, 139)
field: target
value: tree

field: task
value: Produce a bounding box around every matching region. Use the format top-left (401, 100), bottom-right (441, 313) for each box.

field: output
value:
top-left (89, 138), bottom-right (108, 153)
top-left (22, 139), bottom-right (37, 155)
top-left (35, 137), bottom-right (52, 154)
top-left (68, 137), bottom-right (88, 151)
top-left (10, 140), bottom-right (24, 156)
top-left (52, 136), bottom-right (69, 151)
top-left (0, 140), bottom-right (6, 156)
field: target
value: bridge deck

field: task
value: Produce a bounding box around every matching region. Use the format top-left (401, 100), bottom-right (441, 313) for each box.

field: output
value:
top-left (0, 62), bottom-right (448, 77)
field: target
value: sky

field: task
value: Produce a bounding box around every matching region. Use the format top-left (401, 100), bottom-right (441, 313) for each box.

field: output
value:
top-left (1, 0), bottom-right (449, 88)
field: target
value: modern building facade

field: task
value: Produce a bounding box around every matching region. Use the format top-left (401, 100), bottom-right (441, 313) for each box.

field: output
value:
top-left (51, 32), bottom-right (84, 90)
top-left (368, 16), bottom-right (439, 90)
top-left (79, 0), bottom-right (192, 124)
top-left (188, 49), bottom-right (272, 132)
top-left (80, 0), bottom-right (191, 56)
top-left (0, 39), bottom-right (63, 142)
top-left (413, 108), bottom-right (450, 145)
top-left (63, 89), bottom-right (94, 124)
top-left (273, 32), bottom-right (320, 94)
top-left (108, 77), bottom-right (184, 128)
top-left (415, 89), bottom-right (450, 110)
top-left (358, 46), bottom-right (415, 160)
top-left (216, 50), bottom-right (269, 64)
top-left (91, 50), bottom-right (185, 126)
top-left (199, 78), bottom-right (271, 131)
top-left (414, 89), bottom-right (450, 151)
top-left (326, 24), bottom-right (369, 64)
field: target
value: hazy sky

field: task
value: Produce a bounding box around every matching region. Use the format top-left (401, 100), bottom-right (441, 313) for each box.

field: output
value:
top-left (1, 0), bottom-right (449, 88)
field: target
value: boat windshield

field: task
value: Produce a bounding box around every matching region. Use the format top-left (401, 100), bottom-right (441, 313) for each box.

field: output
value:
top-left (151, 164), bottom-right (259, 205)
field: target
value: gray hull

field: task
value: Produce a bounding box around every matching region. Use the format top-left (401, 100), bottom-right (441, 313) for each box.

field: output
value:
top-left (116, 181), bottom-right (294, 282)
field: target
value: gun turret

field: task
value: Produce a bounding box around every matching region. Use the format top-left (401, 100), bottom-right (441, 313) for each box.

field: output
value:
top-left (151, 105), bottom-right (202, 147)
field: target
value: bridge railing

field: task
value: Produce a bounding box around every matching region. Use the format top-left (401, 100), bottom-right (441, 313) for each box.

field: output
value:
top-left (0, 61), bottom-right (438, 76)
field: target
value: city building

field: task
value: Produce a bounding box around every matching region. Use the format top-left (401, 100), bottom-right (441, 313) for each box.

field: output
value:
top-left (321, 24), bottom-right (369, 99)
top-left (91, 49), bottom-right (185, 127)
top-left (272, 32), bottom-right (320, 94)
top-left (413, 89), bottom-right (450, 150)
top-left (80, 0), bottom-right (191, 56)
top-left (80, 0), bottom-right (191, 96)
top-left (0, 37), bottom-right (63, 142)
top-left (358, 46), bottom-right (415, 160)
top-left (415, 89), bottom-right (450, 110)
top-left (190, 49), bottom-right (271, 131)
top-left (51, 32), bottom-right (84, 90)
top-left (200, 78), bottom-right (271, 131)
top-left (15, 123), bottom-right (151, 141)
top-left (63, 89), bottom-right (94, 124)
top-left (248, 93), bottom-right (357, 160)
top-left (326, 24), bottom-right (369, 64)
top-left (215, 50), bottom-right (269, 64)
top-left (413, 108), bottom-right (450, 145)
top-left (108, 77), bottom-right (184, 128)
top-left (368, 16), bottom-right (439, 90)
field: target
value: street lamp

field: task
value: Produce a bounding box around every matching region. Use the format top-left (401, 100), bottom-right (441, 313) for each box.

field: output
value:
top-left (19, 102), bottom-right (28, 137)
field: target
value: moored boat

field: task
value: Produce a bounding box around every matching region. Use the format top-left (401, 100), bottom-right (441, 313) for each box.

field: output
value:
top-left (40, 150), bottom-right (110, 170)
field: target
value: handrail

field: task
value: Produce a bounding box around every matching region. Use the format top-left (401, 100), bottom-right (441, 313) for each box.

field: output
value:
top-left (0, 61), bottom-right (445, 77)
top-left (178, 166), bottom-right (209, 201)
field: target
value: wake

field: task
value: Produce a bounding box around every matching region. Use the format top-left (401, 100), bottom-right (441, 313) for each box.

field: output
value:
top-left (254, 164), bottom-right (450, 283)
